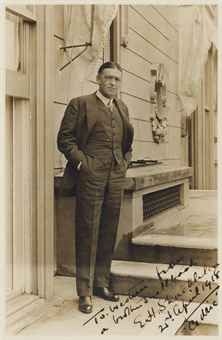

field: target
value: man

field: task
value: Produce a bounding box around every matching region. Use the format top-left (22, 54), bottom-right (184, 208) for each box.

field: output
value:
top-left (57, 61), bottom-right (134, 314)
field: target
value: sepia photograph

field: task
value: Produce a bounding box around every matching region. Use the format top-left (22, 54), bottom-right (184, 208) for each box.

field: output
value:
top-left (1, 0), bottom-right (220, 337)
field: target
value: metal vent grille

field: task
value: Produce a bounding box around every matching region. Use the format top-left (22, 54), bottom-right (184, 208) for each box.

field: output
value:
top-left (143, 185), bottom-right (181, 220)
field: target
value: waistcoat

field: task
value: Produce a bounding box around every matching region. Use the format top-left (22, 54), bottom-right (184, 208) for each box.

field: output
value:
top-left (84, 99), bottom-right (123, 164)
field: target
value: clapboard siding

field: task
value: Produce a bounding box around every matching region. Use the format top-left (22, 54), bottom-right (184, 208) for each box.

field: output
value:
top-left (127, 29), bottom-right (178, 90)
top-left (133, 140), bottom-right (167, 160)
top-left (120, 5), bottom-right (181, 165)
top-left (122, 70), bottom-right (178, 115)
top-left (121, 91), bottom-right (181, 129)
top-left (152, 5), bottom-right (179, 32)
top-left (53, 5), bottom-right (183, 168)
top-left (121, 48), bottom-right (177, 94)
top-left (132, 5), bottom-right (178, 42)
top-left (53, 6), bottom-right (105, 170)
top-left (129, 6), bottom-right (178, 62)
top-left (83, 79), bottom-right (98, 95)
top-left (86, 56), bottom-right (104, 83)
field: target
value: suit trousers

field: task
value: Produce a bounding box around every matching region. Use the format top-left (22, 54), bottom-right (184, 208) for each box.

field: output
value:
top-left (75, 155), bottom-right (127, 296)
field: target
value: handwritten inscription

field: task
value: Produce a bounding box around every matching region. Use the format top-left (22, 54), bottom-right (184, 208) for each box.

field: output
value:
top-left (82, 261), bottom-right (220, 335)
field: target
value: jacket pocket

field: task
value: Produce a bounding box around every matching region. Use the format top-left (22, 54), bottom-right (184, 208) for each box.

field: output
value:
top-left (81, 154), bottom-right (103, 174)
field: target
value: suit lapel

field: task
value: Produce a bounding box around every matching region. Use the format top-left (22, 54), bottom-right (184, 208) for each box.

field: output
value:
top-left (115, 98), bottom-right (129, 127)
top-left (85, 92), bottom-right (99, 132)
top-left (85, 93), bottom-right (130, 135)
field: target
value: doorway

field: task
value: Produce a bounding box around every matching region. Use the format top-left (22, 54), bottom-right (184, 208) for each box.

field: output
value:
top-left (188, 45), bottom-right (217, 190)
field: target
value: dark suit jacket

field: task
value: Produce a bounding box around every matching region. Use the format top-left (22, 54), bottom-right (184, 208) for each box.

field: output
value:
top-left (57, 92), bottom-right (134, 195)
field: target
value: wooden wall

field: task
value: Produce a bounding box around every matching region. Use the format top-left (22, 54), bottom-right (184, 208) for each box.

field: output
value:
top-left (53, 5), bottom-right (187, 172)
top-left (53, 5), bottom-right (109, 174)
top-left (120, 5), bottom-right (185, 166)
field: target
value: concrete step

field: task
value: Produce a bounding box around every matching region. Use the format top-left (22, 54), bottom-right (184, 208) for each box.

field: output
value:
top-left (130, 233), bottom-right (217, 266)
top-left (110, 260), bottom-right (219, 304)
top-left (126, 190), bottom-right (218, 267)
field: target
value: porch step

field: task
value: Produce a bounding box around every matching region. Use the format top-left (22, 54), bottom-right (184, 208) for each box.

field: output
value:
top-left (6, 294), bottom-right (46, 335)
top-left (110, 260), bottom-right (219, 304)
top-left (130, 233), bottom-right (217, 266)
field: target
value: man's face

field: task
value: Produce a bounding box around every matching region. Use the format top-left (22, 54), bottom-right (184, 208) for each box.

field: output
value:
top-left (96, 67), bottom-right (122, 98)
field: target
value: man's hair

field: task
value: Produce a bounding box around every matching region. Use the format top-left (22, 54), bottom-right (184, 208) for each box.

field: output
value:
top-left (97, 61), bottom-right (122, 75)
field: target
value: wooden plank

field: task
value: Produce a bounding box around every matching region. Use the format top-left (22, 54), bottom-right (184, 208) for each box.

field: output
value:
top-left (22, 21), bottom-right (34, 295)
top-left (29, 20), bottom-right (38, 295)
top-left (44, 5), bottom-right (56, 299)
top-left (6, 6), bottom-right (36, 23)
top-left (133, 139), bottom-right (167, 160)
top-left (121, 47), bottom-right (178, 93)
top-left (6, 289), bottom-right (23, 302)
top-left (122, 70), bottom-right (178, 112)
top-left (83, 80), bottom-right (98, 95)
top-left (127, 27), bottom-right (179, 69)
top-left (121, 92), bottom-right (152, 121)
top-left (6, 70), bottom-right (29, 99)
top-left (7, 297), bottom-right (45, 335)
top-left (86, 55), bottom-right (103, 83)
top-left (132, 118), bottom-right (153, 142)
top-left (13, 99), bottom-right (26, 293)
top-left (129, 6), bottom-right (178, 62)
top-left (133, 5), bottom-right (178, 42)
top-left (36, 5), bottom-right (46, 298)
top-left (5, 96), bottom-right (13, 293)
top-left (6, 293), bottom-right (39, 317)
top-left (127, 29), bottom-right (179, 90)
top-left (166, 126), bottom-right (182, 160)
top-left (121, 89), bottom-right (181, 130)
top-left (152, 5), bottom-right (179, 32)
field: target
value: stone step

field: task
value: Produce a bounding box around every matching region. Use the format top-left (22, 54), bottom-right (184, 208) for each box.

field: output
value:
top-left (110, 260), bottom-right (219, 304)
top-left (130, 233), bottom-right (217, 266)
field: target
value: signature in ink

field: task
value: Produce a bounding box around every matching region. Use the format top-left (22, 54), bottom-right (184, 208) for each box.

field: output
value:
top-left (82, 279), bottom-right (149, 334)
top-left (82, 260), bottom-right (220, 335)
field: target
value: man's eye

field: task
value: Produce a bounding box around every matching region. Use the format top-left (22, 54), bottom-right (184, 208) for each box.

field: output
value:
top-left (105, 77), bottom-right (120, 81)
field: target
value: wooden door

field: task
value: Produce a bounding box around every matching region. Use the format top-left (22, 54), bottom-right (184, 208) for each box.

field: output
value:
top-left (188, 45), bottom-right (217, 190)
top-left (5, 7), bottom-right (37, 298)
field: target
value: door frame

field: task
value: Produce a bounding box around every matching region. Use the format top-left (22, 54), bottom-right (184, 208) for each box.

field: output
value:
top-left (4, 4), bottom-right (55, 302)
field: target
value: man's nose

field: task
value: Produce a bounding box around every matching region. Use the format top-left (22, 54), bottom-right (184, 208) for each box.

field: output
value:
top-left (109, 78), bottom-right (116, 85)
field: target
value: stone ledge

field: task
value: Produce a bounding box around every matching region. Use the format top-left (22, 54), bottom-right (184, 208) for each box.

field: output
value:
top-left (54, 165), bottom-right (193, 196)
top-left (124, 165), bottom-right (193, 191)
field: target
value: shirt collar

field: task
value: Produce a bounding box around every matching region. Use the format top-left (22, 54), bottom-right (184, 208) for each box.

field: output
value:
top-left (96, 90), bottom-right (113, 107)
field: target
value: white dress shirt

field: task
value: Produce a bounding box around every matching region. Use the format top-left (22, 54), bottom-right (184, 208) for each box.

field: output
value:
top-left (96, 90), bottom-right (113, 109)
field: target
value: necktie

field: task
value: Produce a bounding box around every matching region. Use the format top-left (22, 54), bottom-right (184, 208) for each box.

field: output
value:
top-left (107, 99), bottom-right (113, 111)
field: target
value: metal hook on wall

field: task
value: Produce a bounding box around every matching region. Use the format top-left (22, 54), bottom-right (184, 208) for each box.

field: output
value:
top-left (58, 5), bottom-right (95, 72)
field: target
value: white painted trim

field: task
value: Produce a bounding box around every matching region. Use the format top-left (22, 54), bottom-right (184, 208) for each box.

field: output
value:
top-left (44, 5), bottom-right (55, 299)
top-left (6, 6), bottom-right (36, 23)
top-left (6, 70), bottom-right (29, 98)
top-left (12, 99), bottom-right (25, 293)
top-left (5, 96), bottom-right (13, 293)
top-left (36, 5), bottom-right (46, 299)
top-left (36, 5), bottom-right (54, 299)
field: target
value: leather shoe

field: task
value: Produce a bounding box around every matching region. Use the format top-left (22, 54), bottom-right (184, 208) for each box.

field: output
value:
top-left (93, 287), bottom-right (119, 302)
top-left (79, 296), bottom-right (92, 314)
